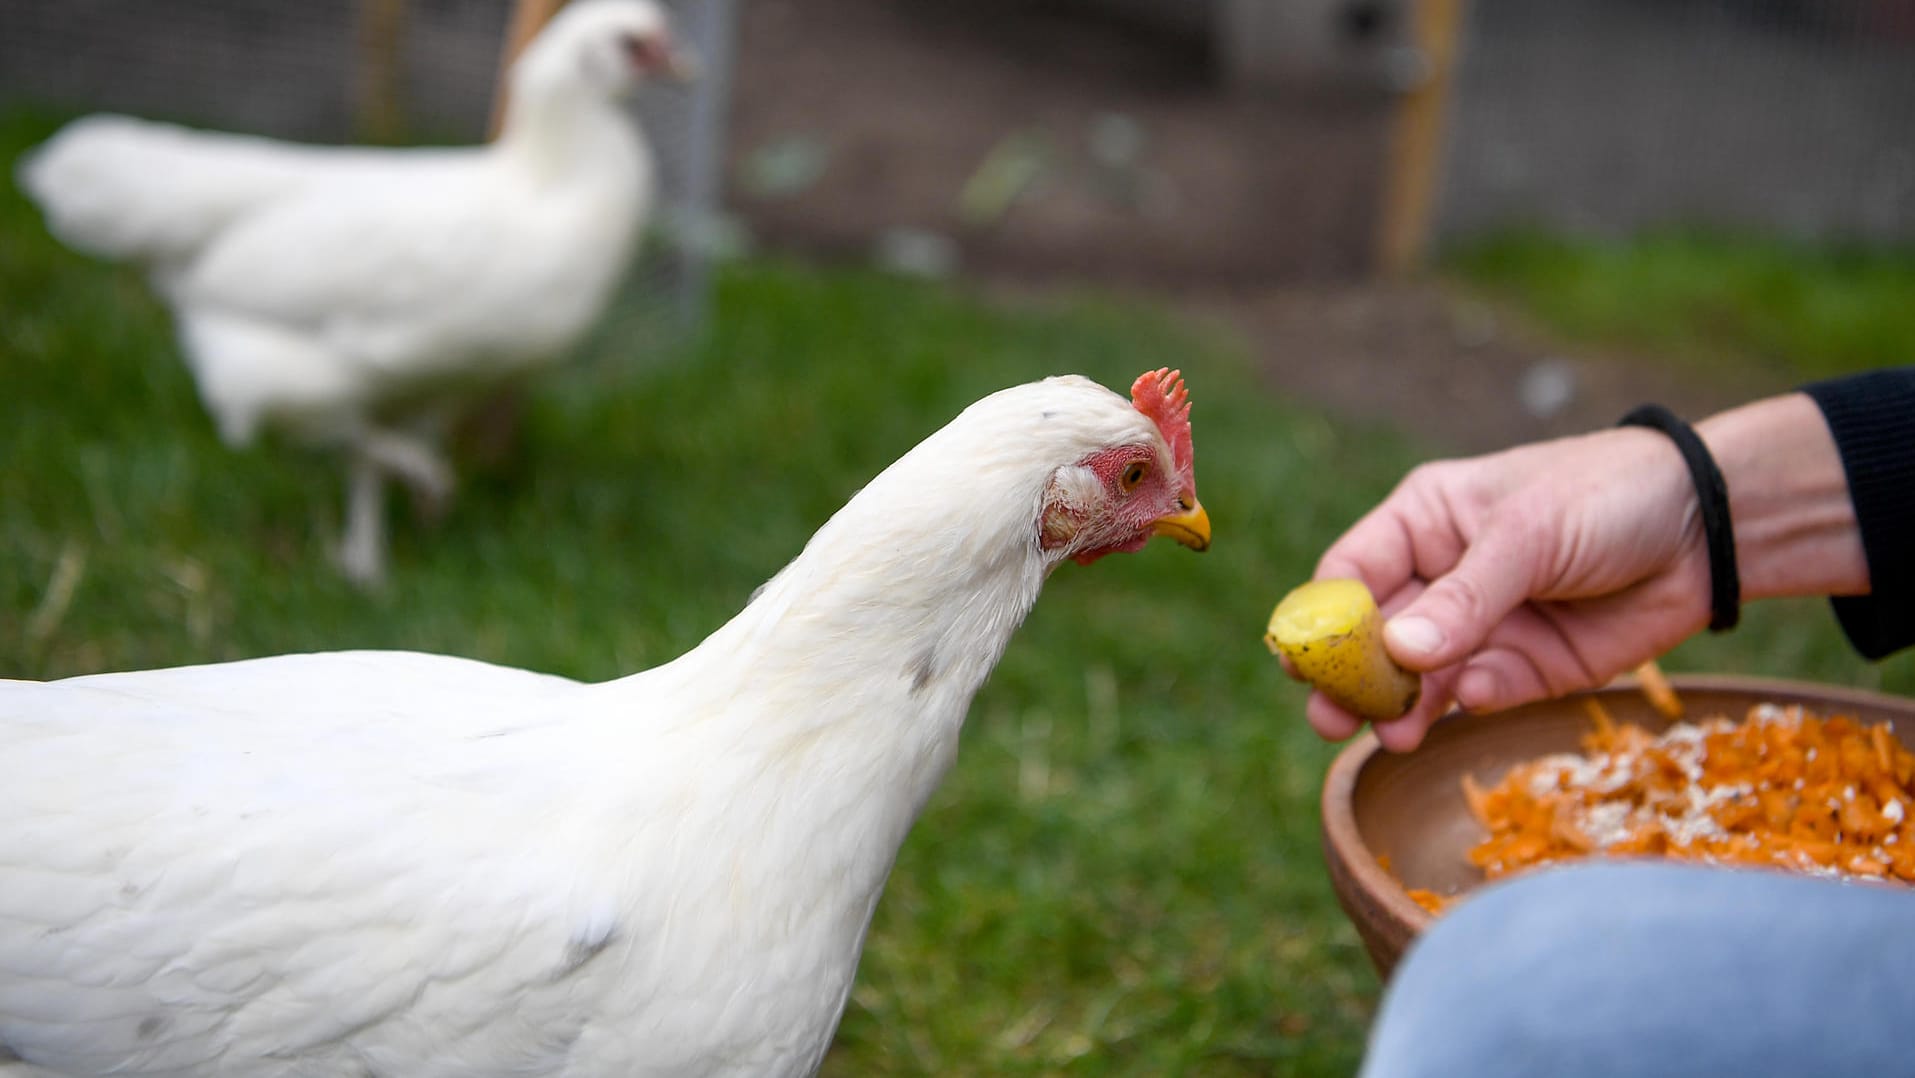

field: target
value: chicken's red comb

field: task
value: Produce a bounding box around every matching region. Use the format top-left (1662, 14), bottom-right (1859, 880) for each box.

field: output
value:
top-left (1130, 368), bottom-right (1193, 478)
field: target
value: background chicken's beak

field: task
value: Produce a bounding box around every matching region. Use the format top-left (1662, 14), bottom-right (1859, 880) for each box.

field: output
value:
top-left (1152, 499), bottom-right (1210, 552)
top-left (633, 34), bottom-right (700, 83)
top-left (657, 42), bottom-right (700, 83)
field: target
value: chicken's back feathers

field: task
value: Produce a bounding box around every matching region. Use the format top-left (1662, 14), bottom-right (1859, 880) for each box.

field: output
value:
top-left (0, 652), bottom-right (827, 1076)
top-left (1, 653), bottom-right (601, 1075)
top-left (162, 152), bottom-right (643, 442)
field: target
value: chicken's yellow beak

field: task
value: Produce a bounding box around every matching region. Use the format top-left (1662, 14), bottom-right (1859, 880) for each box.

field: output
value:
top-left (1152, 498), bottom-right (1210, 552)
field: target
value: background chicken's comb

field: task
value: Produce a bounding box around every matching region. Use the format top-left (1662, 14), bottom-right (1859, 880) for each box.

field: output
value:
top-left (1130, 368), bottom-right (1193, 477)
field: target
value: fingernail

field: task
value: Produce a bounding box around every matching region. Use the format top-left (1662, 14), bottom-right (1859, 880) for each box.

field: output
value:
top-left (1385, 615), bottom-right (1444, 659)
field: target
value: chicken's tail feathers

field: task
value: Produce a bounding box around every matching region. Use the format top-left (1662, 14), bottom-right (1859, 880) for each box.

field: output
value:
top-left (20, 115), bottom-right (174, 261)
top-left (18, 115), bottom-right (310, 268)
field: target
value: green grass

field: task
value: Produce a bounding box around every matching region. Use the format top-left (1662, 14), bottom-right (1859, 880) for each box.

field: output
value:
top-left (3, 107), bottom-right (1911, 1074)
top-left (1444, 228), bottom-right (1915, 384)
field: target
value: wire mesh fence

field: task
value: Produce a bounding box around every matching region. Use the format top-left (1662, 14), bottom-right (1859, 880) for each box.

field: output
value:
top-left (0, 0), bottom-right (736, 335)
top-left (1436, 0), bottom-right (1915, 247)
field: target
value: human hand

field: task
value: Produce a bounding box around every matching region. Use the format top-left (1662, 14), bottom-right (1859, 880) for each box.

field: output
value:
top-left (1303, 426), bottom-right (1712, 751)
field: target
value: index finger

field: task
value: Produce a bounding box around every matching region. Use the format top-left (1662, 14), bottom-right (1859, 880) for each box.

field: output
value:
top-left (1315, 472), bottom-right (1463, 606)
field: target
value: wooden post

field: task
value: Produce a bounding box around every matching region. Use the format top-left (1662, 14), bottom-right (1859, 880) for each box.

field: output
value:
top-left (489, 0), bottom-right (570, 137)
top-left (354, 0), bottom-right (410, 144)
top-left (1376, 0), bottom-right (1469, 275)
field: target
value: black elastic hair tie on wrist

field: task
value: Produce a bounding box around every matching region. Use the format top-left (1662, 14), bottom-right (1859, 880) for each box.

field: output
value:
top-left (1618, 403), bottom-right (1741, 632)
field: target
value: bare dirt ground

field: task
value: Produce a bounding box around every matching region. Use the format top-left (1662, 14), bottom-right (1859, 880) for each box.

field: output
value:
top-left (723, 0), bottom-right (1784, 456)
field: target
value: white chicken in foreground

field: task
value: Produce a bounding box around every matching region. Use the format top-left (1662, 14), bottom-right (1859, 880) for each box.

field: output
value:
top-left (0, 369), bottom-right (1210, 1077)
top-left (15, 0), bottom-right (693, 586)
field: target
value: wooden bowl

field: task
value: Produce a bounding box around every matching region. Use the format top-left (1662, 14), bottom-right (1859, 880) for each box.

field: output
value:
top-left (1320, 675), bottom-right (1915, 979)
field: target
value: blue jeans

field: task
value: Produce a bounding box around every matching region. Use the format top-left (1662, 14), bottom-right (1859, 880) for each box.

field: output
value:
top-left (1361, 861), bottom-right (1915, 1077)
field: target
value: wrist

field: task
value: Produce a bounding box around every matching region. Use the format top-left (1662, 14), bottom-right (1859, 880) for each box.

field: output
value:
top-left (1695, 392), bottom-right (1867, 601)
top-left (1619, 404), bottom-right (1740, 630)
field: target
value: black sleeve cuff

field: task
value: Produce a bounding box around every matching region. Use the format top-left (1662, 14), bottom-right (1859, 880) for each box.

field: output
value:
top-left (1802, 367), bottom-right (1915, 660)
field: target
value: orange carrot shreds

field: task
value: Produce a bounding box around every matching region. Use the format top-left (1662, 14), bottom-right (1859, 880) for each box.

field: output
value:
top-left (1375, 852), bottom-right (1459, 916)
top-left (1634, 660), bottom-right (1684, 720)
top-left (1583, 696), bottom-right (1618, 743)
top-left (1417, 704), bottom-right (1915, 915)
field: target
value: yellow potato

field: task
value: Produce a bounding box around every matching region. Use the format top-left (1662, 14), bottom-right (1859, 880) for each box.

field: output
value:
top-left (1264, 578), bottom-right (1419, 721)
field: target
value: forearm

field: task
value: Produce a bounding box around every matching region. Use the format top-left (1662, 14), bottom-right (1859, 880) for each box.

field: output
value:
top-left (1695, 391), bottom-right (1868, 602)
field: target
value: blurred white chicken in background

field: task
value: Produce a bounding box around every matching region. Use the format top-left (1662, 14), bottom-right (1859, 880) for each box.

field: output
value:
top-left (0, 369), bottom-right (1209, 1077)
top-left (15, 0), bottom-right (694, 586)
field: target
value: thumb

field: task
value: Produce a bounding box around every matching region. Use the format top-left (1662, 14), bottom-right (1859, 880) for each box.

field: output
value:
top-left (1383, 521), bottom-right (1540, 671)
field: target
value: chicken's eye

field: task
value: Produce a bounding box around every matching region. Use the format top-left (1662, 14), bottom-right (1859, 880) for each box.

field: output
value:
top-left (1120, 461), bottom-right (1149, 492)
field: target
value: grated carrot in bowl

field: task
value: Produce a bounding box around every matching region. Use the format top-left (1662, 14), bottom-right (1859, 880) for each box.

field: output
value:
top-left (1409, 698), bottom-right (1915, 914)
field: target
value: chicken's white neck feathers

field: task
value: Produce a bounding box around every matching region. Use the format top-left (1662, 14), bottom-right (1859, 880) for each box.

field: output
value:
top-left (600, 378), bottom-right (1160, 888)
top-left (497, 53), bottom-right (651, 190)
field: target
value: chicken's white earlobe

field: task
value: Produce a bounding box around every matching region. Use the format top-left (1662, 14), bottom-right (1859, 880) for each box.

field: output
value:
top-left (1039, 501), bottom-right (1080, 551)
top-left (1038, 469), bottom-right (1093, 552)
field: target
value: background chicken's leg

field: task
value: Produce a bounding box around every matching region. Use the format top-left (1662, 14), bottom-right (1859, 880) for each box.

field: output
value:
top-left (336, 453), bottom-right (389, 586)
top-left (360, 426), bottom-right (454, 518)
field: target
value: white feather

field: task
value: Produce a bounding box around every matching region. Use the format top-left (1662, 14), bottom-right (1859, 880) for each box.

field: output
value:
top-left (0, 374), bottom-right (1188, 1077)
